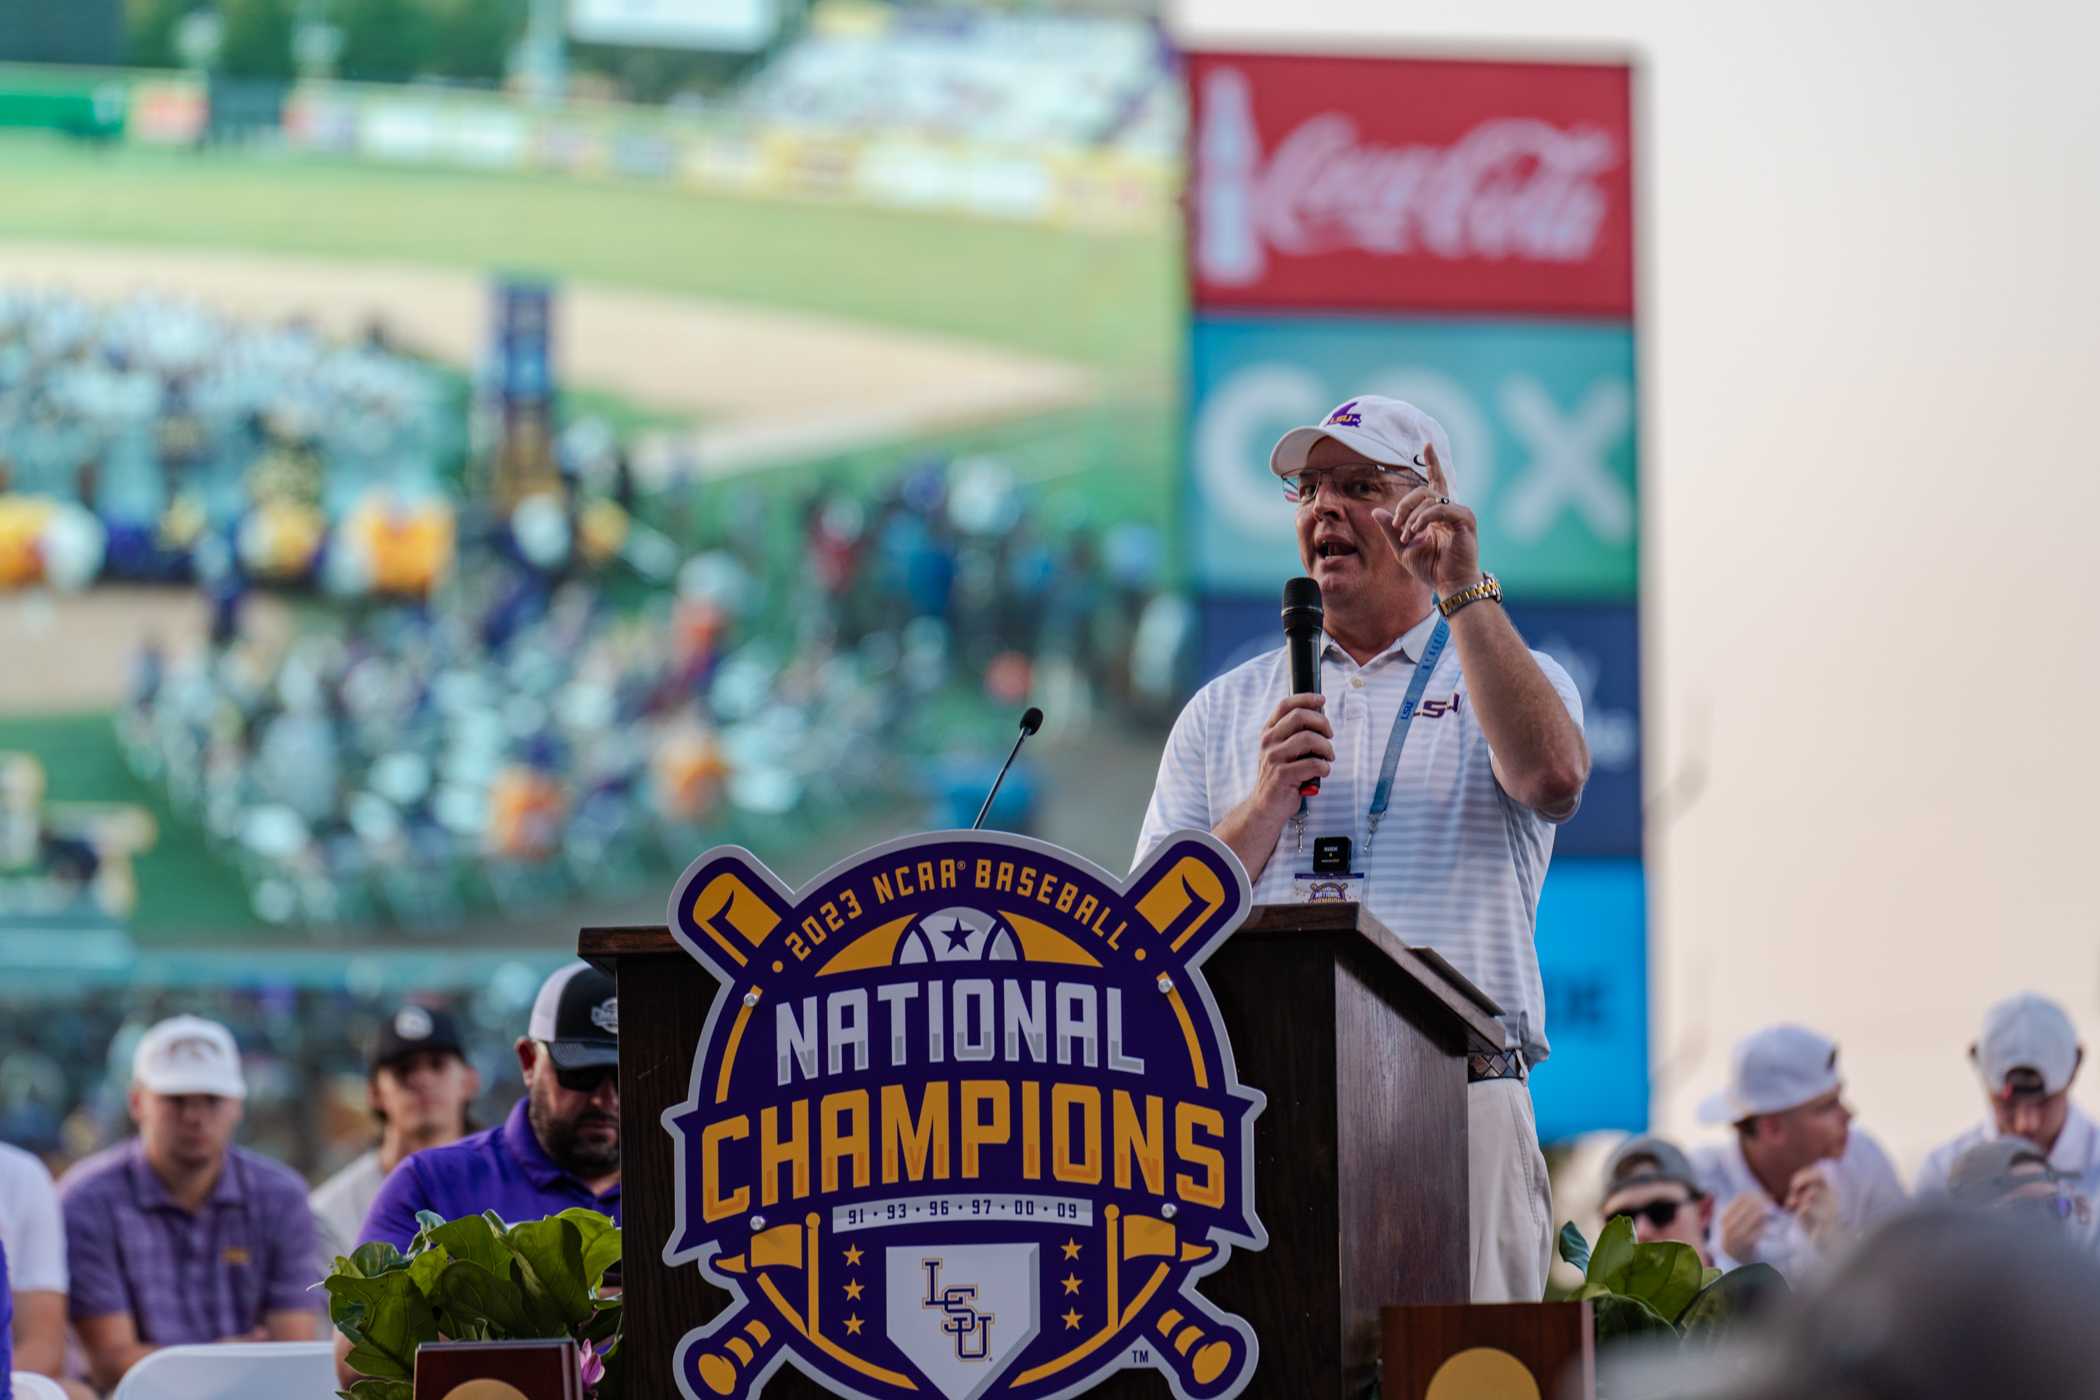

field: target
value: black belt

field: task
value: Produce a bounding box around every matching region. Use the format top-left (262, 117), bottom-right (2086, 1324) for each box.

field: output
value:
top-left (1467, 1049), bottom-right (1527, 1084)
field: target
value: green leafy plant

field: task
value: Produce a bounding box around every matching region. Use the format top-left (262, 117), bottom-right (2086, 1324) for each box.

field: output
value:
top-left (322, 1207), bottom-right (623, 1400)
top-left (1556, 1216), bottom-right (1784, 1347)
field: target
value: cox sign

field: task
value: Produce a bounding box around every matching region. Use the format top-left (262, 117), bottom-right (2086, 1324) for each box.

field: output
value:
top-left (1186, 315), bottom-right (1638, 599)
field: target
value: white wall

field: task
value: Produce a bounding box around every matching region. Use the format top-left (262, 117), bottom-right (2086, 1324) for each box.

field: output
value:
top-left (1168, 0), bottom-right (2100, 1175)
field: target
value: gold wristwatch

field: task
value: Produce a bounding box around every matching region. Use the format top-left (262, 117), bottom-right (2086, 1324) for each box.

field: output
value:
top-left (1437, 572), bottom-right (1502, 618)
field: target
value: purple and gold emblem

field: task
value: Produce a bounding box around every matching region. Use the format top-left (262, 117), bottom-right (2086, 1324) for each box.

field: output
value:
top-left (662, 830), bottom-right (1267, 1400)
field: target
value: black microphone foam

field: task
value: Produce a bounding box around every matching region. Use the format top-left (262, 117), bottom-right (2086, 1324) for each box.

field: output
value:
top-left (1281, 577), bottom-right (1323, 796)
top-left (1282, 576), bottom-right (1323, 693)
top-left (1019, 706), bottom-right (1043, 736)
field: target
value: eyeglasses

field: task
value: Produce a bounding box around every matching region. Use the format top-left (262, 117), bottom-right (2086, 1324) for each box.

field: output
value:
top-left (1280, 465), bottom-right (1427, 506)
top-left (1610, 1199), bottom-right (1688, 1229)
top-left (550, 1061), bottom-right (617, 1094)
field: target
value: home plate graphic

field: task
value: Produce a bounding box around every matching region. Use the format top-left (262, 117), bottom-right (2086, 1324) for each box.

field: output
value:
top-left (887, 1243), bottom-right (1040, 1400)
top-left (660, 829), bottom-right (1268, 1400)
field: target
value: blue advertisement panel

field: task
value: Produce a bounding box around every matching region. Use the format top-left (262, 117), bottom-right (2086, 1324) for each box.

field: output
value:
top-left (1185, 313), bottom-right (1638, 600)
top-left (1191, 597), bottom-right (1640, 858)
top-left (1503, 602), bottom-right (1641, 858)
top-left (1529, 858), bottom-right (1649, 1142)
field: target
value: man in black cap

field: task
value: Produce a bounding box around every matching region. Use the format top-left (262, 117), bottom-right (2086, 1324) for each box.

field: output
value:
top-left (340, 964), bottom-right (621, 1386)
top-left (310, 1004), bottom-right (480, 1261)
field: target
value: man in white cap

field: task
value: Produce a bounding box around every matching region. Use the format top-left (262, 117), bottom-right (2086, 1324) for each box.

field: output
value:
top-left (57, 1015), bottom-right (318, 1392)
top-left (1916, 993), bottom-right (2100, 1198)
top-left (1690, 1024), bottom-right (1907, 1277)
top-left (1135, 395), bottom-right (1590, 1301)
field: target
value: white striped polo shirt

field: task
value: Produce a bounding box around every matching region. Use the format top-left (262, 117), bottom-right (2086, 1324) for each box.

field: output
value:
top-left (1133, 607), bottom-right (1584, 1061)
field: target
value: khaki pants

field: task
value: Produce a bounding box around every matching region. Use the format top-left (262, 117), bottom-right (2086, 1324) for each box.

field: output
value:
top-left (1468, 1076), bottom-right (1552, 1302)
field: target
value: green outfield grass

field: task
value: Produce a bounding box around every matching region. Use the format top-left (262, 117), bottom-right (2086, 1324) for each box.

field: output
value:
top-left (0, 132), bottom-right (1182, 374)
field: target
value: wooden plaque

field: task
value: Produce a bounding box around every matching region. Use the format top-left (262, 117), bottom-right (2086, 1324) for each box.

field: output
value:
top-left (413, 1339), bottom-right (583, 1400)
top-left (1381, 1302), bottom-right (1594, 1400)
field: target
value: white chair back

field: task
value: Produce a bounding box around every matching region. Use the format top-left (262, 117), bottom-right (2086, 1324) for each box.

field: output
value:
top-left (109, 1341), bottom-right (337, 1399)
top-left (13, 1374), bottom-right (71, 1400)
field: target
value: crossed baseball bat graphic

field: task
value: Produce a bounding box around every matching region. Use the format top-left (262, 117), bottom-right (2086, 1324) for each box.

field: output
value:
top-left (681, 1204), bottom-right (1249, 1398)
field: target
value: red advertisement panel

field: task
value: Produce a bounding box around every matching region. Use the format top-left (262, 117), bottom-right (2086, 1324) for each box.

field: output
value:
top-left (1188, 51), bottom-right (1634, 317)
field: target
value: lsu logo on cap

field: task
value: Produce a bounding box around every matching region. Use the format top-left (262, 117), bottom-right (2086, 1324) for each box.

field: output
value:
top-left (1324, 400), bottom-right (1363, 428)
top-left (662, 831), bottom-right (1267, 1400)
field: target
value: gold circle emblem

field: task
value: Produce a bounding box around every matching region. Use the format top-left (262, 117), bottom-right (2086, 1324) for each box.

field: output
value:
top-left (1424, 1345), bottom-right (1542, 1400)
top-left (440, 1382), bottom-right (532, 1400)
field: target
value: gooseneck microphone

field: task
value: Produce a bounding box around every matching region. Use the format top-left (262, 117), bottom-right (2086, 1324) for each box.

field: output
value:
top-left (1282, 577), bottom-right (1323, 796)
top-left (971, 706), bottom-right (1045, 830)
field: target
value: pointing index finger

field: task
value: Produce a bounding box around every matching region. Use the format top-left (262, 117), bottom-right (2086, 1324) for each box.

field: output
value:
top-left (1423, 440), bottom-right (1451, 497)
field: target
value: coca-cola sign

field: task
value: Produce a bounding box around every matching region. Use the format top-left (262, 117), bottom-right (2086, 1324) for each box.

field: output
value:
top-left (1188, 52), bottom-right (1634, 316)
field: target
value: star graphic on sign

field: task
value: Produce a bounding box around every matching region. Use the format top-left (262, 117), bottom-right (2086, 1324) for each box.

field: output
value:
top-left (1061, 1273), bottom-right (1082, 1296)
top-left (844, 1279), bottom-right (864, 1301)
top-left (843, 1243), bottom-right (864, 1267)
top-left (938, 917), bottom-right (973, 953)
top-left (1062, 1308), bottom-right (1083, 1331)
top-left (1060, 1238), bottom-right (1082, 1261)
top-left (844, 1314), bottom-right (864, 1336)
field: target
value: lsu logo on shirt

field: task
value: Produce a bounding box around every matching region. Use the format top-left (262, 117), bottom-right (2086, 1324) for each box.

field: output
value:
top-left (662, 830), bottom-right (1267, 1400)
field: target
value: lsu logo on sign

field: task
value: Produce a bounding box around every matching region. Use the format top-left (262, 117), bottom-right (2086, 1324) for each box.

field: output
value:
top-left (662, 831), bottom-right (1267, 1400)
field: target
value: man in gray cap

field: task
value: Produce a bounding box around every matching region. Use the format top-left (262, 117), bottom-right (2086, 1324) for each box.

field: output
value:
top-left (1916, 992), bottom-right (2099, 1200)
top-left (1600, 1135), bottom-right (1715, 1267)
top-left (1947, 1137), bottom-right (2076, 1209)
top-left (1945, 1136), bottom-right (2100, 1255)
top-left (1689, 1024), bottom-right (1907, 1277)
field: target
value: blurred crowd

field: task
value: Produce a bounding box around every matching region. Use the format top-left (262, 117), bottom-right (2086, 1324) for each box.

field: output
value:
top-left (0, 287), bottom-right (453, 590)
top-left (1588, 995), bottom-right (2100, 1285)
top-left (0, 973), bottom-right (554, 1175)
top-left (0, 964), bottom-right (617, 1395)
top-left (9, 981), bottom-right (2100, 1396)
top-left (116, 447), bottom-right (1175, 932)
top-left (731, 7), bottom-right (1179, 157)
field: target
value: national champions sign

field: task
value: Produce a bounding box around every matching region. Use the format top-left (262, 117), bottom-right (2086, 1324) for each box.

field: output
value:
top-left (662, 831), bottom-right (1268, 1400)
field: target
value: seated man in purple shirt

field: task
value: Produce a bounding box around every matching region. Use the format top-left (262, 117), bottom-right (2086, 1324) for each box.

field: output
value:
top-left (58, 1016), bottom-right (318, 1392)
top-left (340, 963), bottom-right (620, 1384)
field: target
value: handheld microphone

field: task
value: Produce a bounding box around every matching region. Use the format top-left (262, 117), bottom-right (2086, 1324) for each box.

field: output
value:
top-left (971, 706), bottom-right (1044, 830)
top-left (1281, 577), bottom-right (1323, 797)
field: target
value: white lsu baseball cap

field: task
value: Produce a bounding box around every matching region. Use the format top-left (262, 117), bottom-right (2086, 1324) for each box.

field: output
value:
top-left (132, 1015), bottom-right (247, 1100)
top-left (1973, 993), bottom-right (2081, 1098)
top-left (1269, 395), bottom-right (1457, 495)
top-left (1697, 1024), bottom-right (1841, 1125)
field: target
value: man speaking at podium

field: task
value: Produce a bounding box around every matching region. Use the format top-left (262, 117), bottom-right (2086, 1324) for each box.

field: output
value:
top-left (1135, 395), bottom-right (1590, 1302)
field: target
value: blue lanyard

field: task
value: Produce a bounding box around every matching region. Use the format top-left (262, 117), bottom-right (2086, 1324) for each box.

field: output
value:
top-left (1366, 618), bottom-right (1451, 854)
top-left (1296, 617), bottom-right (1451, 857)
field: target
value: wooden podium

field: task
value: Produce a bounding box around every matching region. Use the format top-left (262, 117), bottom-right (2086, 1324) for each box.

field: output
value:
top-left (582, 900), bottom-right (1506, 1398)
